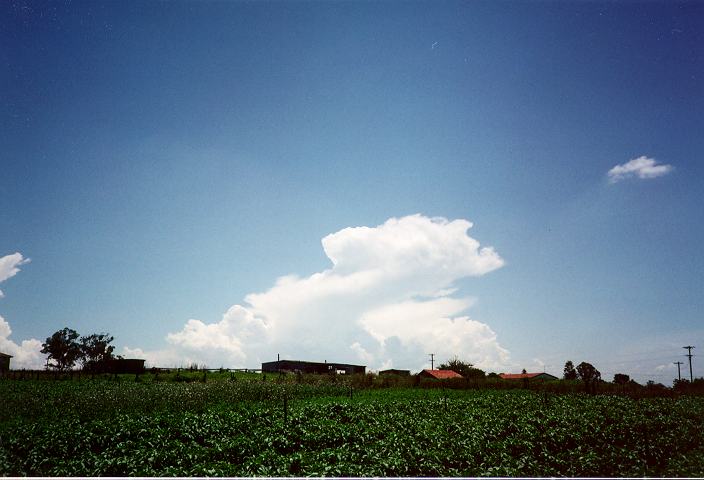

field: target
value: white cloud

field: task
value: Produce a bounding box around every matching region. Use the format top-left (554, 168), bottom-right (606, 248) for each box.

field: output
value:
top-left (530, 358), bottom-right (546, 372)
top-left (607, 155), bottom-right (673, 183)
top-left (0, 252), bottom-right (30, 298)
top-left (0, 315), bottom-right (44, 369)
top-left (120, 346), bottom-right (185, 369)
top-left (350, 342), bottom-right (375, 364)
top-left (0, 252), bottom-right (43, 369)
top-left (128, 214), bottom-right (511, 372)
top-left (359, 297), bottom-right (509, 370)
top-left (165, 305), bottom-right (270, 367)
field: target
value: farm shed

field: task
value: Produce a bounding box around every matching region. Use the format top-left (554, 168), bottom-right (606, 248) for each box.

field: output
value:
top-left (103, 358), bottom-right (146, 374)
top-left (499, 372), bottom-right (558, 381)
top-left (418, 369), bottom-right (463, 380)
top-left (261, 359), bottom-right (366, 375)
top-left (380, 369), bottom-right (410, 376)
top-left (0, 352), bottom-right (11, 373)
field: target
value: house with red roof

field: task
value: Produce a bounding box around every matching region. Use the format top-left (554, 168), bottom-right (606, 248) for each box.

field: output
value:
top-left (418, 369), bottom-right (463, 380)
top-left (499, 372), bottom-right (558, 381)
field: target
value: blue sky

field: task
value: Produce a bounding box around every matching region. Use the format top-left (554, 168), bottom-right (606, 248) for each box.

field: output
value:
top-left (1, 1), bottom-right (702, 383)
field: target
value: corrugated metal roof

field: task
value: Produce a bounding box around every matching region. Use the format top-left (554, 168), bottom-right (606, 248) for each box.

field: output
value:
top-left (422, 369), bottom-right (463, 379)
top-left (499, 372), bottom-right (547, 379)
top-left (264, 359), bottom-right (366, 368)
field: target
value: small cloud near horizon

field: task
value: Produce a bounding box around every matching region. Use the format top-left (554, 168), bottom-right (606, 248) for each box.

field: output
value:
top-left (607, 156), bottom-right (673, 183)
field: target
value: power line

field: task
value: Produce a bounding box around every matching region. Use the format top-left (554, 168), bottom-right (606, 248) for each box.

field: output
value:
top-left (607, 355), bottom-right (686, 364)
top-left (610, 347), bottom-right (691, 357)
top-left (561, 347), bottom-right (691, 361)
top-left (600, 371), bottom-right (673, 379)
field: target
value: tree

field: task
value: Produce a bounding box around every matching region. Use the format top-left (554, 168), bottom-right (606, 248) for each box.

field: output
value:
top-left (439, 356), bottom-right (485, 379)
top-left (613, 373), bottom-right (630, 385)
top-left (80, 333), bottom-right (115, 371)
top-left (563, 360), bottom-right (578, 380)
top-left (41, 328), bottom-right (82, 371)
top-left (576, 361), bottom-right (601, 393)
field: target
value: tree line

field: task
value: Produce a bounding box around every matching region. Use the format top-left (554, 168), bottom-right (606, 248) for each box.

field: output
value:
top-left (437, 356), bottom-right (644, 393)
top-left (40, 327), bottom-right (117, 371)
top-left (563, 360), bottom-right (604, 393)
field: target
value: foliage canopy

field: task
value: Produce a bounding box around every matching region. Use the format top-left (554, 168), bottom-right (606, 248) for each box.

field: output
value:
top-left (439, 356), bottom-right (485, 378)
top-left (40, 328), bottom-right (82, 371)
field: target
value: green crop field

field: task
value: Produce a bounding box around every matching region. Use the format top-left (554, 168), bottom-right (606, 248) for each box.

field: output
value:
top-left (1, 377), bottom-right (703, 477)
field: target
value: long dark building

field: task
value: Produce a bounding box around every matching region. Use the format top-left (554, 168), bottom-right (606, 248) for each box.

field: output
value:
top-left (262, 359), bottom-right (365, 375)
top-left (102, 358), bottom-right (146, 374)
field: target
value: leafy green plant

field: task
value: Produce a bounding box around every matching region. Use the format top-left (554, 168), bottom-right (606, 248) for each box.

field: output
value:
top-left (1, 380), bottom-right (703, 476)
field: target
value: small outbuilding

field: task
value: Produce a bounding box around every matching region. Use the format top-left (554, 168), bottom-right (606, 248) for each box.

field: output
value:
top-left (380, 369), bottom-right (411, 376)
top-left (417, 369), bottom-right (463, 380)
top-left (499, 372), bottom-right (558, 381)
top-left (0, 352), bottom-right (11, 374)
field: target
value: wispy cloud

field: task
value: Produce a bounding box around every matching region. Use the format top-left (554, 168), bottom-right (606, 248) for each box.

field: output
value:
top-left (607, 156), bottom-right (673, 183)
top-left (127, 214), bottom-right (511, 372)
top-left (655, 363), bottom-right (675, 372)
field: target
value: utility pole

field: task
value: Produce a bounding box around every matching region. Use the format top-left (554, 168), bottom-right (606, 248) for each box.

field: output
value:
top-left (683, 346), bottom-right (695, 382)
top-left (674, 361), bottom-right (683, 381)
top-left (429, 353), bottom-right (435, 370)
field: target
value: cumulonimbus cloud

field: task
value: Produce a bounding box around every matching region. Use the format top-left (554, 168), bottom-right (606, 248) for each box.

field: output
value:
top-left (130, 214), bottom-right (511, 372)
top-left (607, 156), bottom-right (673, 183)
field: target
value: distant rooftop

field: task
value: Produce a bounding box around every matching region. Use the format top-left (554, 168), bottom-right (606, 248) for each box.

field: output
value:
top-left (421, 369), bottom-right (463, 380)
